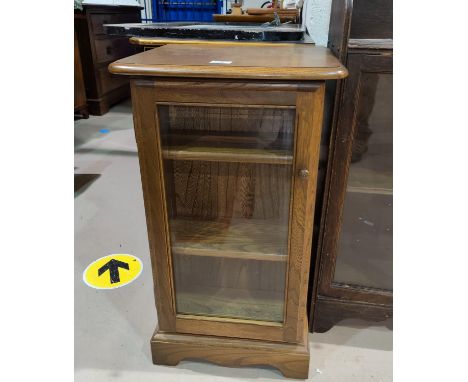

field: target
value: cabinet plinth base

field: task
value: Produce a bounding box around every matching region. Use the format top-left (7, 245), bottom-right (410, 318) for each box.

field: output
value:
top-left (151, 328), bottom-right (310, 379)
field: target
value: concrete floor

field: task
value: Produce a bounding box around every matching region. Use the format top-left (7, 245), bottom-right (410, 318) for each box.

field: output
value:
top-left (74, 100), bottom-right (393, 382)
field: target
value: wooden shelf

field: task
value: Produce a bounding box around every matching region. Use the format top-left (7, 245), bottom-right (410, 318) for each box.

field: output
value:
top-left (176, 285), bottom-right (284, 322)
top-left (335, 191), bottom-right (392, 290)
top-left (347, 166), bottom-right (392, 195)
top-left (169, 218), bottom-right (288, 262)
top-left (162, 133), bottom-right (293, 165)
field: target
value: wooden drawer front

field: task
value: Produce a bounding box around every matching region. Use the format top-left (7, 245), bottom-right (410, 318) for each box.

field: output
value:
top-left (94, 37), bottom-right (134, 64)
top-left (90, 12), bottom-right (141, 35)
top-left (90, 13), bottom-right (120, 35)
top-left (97, 66), bottom-right (129, 94)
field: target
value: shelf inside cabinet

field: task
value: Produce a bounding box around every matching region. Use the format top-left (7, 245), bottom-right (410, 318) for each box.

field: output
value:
top-left (176, 285), bottom-right (284, 322)
top-left (347, 166), bottom-right (392, 195)
top-left (162, 133), bottom-right (293, 165)
top-left (169, 218), bottom-right (288, 262)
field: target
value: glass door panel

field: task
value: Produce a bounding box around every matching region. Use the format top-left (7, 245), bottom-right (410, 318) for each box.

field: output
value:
top-left (333, 73), bottom-right (393, 290)
top-left (157, 104), bottom-right (296, 322)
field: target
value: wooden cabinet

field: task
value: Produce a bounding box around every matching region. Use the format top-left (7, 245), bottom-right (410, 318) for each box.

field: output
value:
top-left (109, 44), bottom-right (346, 378)
top-left (309, 0), bottom-right (393, 332)
top-left (74, 5), bottom-right (141, 115)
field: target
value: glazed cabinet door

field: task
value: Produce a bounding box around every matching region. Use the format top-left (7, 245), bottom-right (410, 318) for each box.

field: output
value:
top-left (313, 52), bottom-right (393, 332)
top-left (132, 80), bottom-right (324, 343)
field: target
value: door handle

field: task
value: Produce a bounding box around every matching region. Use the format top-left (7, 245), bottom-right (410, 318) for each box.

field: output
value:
top-left (298, 169), bottom-right (309, 179)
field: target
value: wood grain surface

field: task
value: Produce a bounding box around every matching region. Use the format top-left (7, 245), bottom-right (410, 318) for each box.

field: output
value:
top-left (175, 285), bottom-right (284, 322)
top-left (162, 138), bottom-right (293, 164)
top-left (130, 83), bottom-right (177, 331)
top-left (348, 38), bottom-right (393, 50)
top-left (160, 102), bottom-right (295, 225)
top-left (129, 36), bottom-right (313, 47)
top-left (284, 85), bottom-right (325, 343)
top-left (309, 4), bottom-right (393, 331)
top-left (169, 218), bottom-right (289, 261)
top-left (74, 26), bottom-right (88, 117)
top-left (212, 14), bottom-right (298, 23)
top-left (246, 8), bottom-right (299, 15)
top-left (133, 79), bottom-right (309, 106)
top-left (151, 323), bottom-right (310, 378)
top-left (109, 45), bottom-right (347, 80)
top-left (313, 296), bottom-right (392, 333)
top-left (349, 0), bottom-right (393, 39)
top-left (316, 54), bottom-right (393, 305)
top-left (159, 104), bottom-right (295, 164)
top-left (75, 5), bottom-right (140, 115)
top-left (173, 253), bottom-right (286, 291)
top-left (165, 161), bottom-right (293, 221)
top-left (172, 243), bottom-right (287, 322)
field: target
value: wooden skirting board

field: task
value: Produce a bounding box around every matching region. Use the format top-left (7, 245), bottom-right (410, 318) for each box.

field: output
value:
top-left (151, 320), bottom-right (310, 379)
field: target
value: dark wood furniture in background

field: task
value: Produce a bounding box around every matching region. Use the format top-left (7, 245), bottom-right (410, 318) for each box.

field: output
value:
top-left (309, 0), bottom-right (393, 332)
top-left (109, 44), bottom-right (347, 378)
top-left (74, 21), bottom-right (88, 119)
top-left (75, 4), bottom-right (142, 115)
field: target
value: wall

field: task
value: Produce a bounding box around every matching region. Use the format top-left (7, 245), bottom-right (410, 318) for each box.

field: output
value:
top-left (304, 0), bottom-right (332, 46)
top-left (242, 0), bottom-right (267, 9)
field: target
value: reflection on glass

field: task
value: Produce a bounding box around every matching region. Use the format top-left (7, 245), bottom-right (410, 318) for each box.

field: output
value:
top-left (334, 73), bottom-right (393, 290)
top-left (158, 104), bottom-right (296, 322)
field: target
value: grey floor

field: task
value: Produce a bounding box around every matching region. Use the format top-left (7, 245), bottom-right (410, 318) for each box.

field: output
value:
top-left (74, 100), bottom-right (393, 382)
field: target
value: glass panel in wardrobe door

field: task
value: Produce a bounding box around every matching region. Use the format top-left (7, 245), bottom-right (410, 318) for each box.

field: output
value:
top-left (157, 104), bottom-right (296, 322)
top-left (334, 73), bottom-right (393, 290)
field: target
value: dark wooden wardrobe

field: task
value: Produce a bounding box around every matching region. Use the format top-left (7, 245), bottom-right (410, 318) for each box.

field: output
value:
top-left (309, 0), bottom-right (393, 332)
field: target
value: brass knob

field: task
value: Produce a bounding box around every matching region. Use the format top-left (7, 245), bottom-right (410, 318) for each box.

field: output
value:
top-left (299, 169), bottom-right (309, 178)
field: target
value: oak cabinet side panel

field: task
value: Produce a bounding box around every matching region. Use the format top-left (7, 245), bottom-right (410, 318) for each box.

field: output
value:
top-left (131, 81), bottom-right (176, 331)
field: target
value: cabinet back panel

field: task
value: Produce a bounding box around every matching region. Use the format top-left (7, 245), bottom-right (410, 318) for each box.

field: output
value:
top-left (166, 161), bottom-right (292, 221)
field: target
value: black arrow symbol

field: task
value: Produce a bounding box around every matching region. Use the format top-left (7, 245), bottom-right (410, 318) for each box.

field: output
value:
top-left (98, 259), bottom-right (129, 284)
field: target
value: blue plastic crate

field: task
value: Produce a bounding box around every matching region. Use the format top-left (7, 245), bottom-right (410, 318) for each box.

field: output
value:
top-left (152, 0), bottom-right (223, 22)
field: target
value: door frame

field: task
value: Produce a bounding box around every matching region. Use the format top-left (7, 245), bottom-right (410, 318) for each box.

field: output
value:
top-left (315, 52), bottom-right (393, 306)
top-left (130, 78), bottom-right (325, 343)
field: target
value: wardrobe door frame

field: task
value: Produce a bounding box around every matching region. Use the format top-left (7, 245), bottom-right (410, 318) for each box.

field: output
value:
top-left (317, 52), bottom-right (393, 305)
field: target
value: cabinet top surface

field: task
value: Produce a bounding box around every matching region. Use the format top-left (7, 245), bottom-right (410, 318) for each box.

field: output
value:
top-left (109, 44), bottom-right (348, 80)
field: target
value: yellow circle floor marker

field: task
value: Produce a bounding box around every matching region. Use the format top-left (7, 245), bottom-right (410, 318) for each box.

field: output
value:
top-left (83, 254), bottom-right (143, 290)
